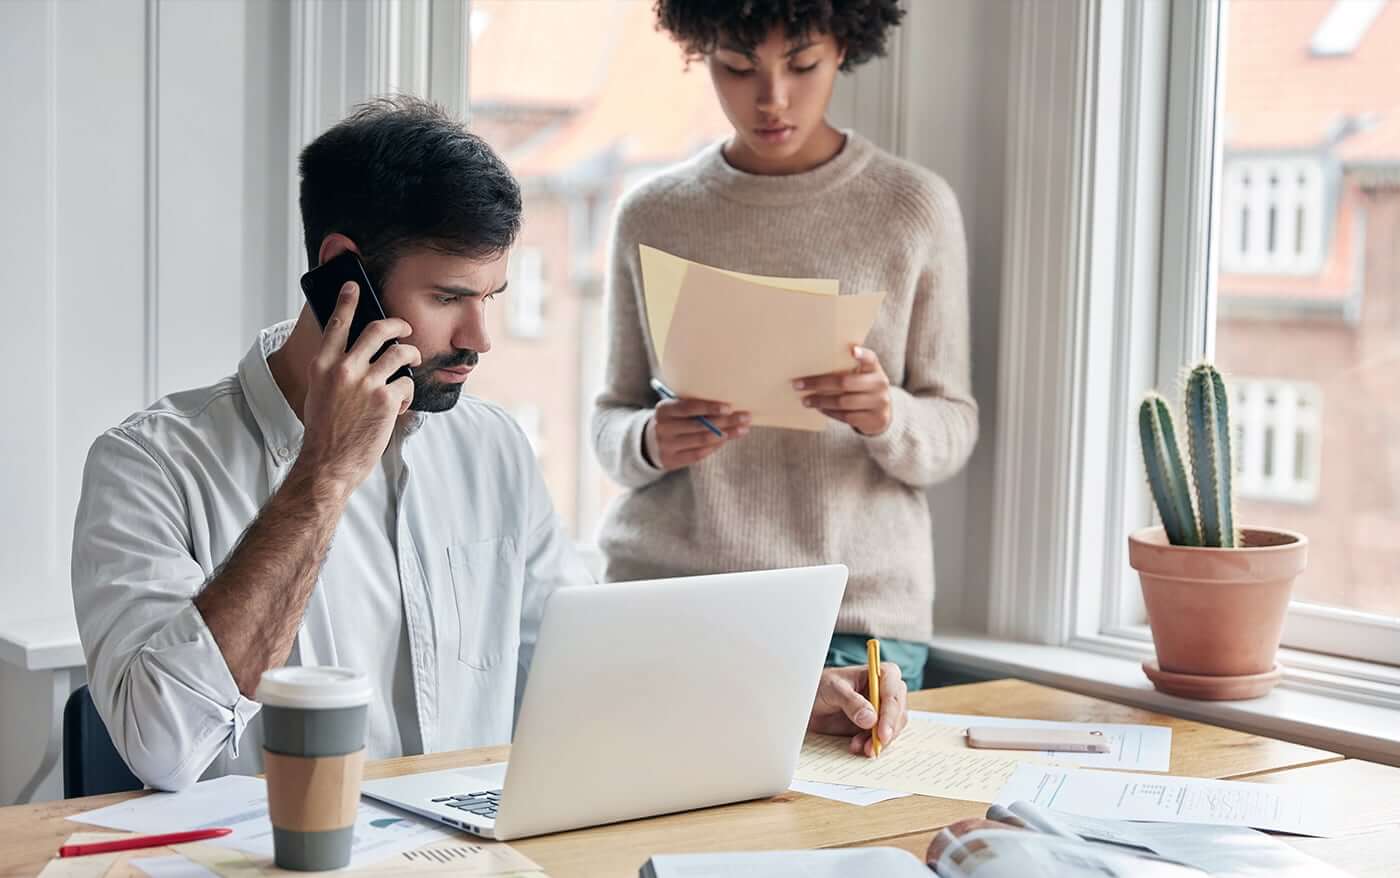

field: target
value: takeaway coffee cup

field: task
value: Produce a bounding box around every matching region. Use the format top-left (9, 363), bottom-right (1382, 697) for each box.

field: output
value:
top-left (255, 667), bottom-right (372, 871)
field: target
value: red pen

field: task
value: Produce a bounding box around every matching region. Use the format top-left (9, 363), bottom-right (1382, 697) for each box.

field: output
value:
top-left (59, 828), bottom-right (233, 858)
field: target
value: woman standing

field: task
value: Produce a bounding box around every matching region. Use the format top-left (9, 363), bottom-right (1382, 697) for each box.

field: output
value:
top-left (592, 0), bottom-right (977, 694)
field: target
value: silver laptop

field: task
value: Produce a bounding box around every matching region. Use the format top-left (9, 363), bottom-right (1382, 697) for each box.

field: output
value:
top-left (361, 564), bottom-right (847, 841)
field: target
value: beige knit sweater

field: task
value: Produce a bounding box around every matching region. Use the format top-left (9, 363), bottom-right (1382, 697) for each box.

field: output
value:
top-left (590, 131), bottom-right (977, 642)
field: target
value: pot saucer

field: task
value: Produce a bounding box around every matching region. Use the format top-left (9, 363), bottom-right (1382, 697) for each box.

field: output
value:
top-left (1141, 661), bottom-right (1282, 700)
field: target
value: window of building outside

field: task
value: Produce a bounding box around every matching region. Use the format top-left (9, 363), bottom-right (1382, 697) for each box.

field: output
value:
top-left (1219, 157), bottom-right (1326, 275)
top-left (1212, 0), bottom-right (1400, 620)
top-left (464, 0), bottom-right (732, 540)
top-left (507, 246), bottom-right (546, 339)
top-left (513, 403), bottom-right (544, 459)
top-left (1232, 379), bottom-right (1323, 505)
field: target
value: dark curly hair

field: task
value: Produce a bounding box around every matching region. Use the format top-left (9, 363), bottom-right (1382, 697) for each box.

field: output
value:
top-left (654, 0), bottom-right (905, 71)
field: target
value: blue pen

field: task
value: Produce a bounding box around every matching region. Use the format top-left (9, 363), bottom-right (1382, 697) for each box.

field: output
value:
top-left (649, 378), bottom-right (725, 438)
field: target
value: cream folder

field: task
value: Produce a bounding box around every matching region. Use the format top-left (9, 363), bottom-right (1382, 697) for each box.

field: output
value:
top-left (659, 261), bottom-right (884, 431)
top-left (639, 244), bottom-right (839, 360)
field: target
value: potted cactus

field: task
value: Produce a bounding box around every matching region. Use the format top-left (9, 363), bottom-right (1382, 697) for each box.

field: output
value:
top-left (1130, 363), bottom-right (1308, 700)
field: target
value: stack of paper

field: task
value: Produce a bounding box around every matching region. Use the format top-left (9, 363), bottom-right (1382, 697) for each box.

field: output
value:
top-left (795, 719), bottom-right (1033, 803)
top-left (69, 776), bottom-right (454, 870)
top-left (994, 765), bottom-right (1338, 837)
top-left (1047, 814), bottom-right (1353, 877)
top-left (36, 832), bottom-right (218, 878)
top-left (989, 800), bottom-right (1352, 877)
top-left (792, 714), bottom-right (1174, 808)
top-left (62, 775), bottom-right (545, 877)
top-left (787, 779), bottom-right (910, 807)
top-left (640, 245), bottom-right (884, 431)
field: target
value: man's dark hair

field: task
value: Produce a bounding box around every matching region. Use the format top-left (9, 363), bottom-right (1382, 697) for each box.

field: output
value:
top-left (654, 0), bottom-right (905, 71)
top-left (298, 96), bottom-right (521, 285)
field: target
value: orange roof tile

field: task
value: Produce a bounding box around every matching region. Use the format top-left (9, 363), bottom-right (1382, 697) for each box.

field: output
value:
top-left (469, 1), bottom-right (620, 108)
top-left (1219, 1), bottom-right (1398, 302)
top-left (1223, 0), bottom-right (1400, 158)
top-left (1337, 104), bottom-right (1400, 162)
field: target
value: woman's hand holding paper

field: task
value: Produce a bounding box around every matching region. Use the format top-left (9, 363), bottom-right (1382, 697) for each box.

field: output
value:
top-left (645, 397), bottom-right (751, 471)
top-left (793, 346), bottom-right (893, 436)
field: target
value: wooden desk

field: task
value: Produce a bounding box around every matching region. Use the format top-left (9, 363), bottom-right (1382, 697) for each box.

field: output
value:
top-left (0, 680), bottom-right (1358, 877)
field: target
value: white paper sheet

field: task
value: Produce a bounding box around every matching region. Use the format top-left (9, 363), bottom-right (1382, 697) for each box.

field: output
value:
top-left (69, 775), bottom-right (457, 869)
top-left (37, 834), bottom-right (135, 878)
top-left (177, 836), bottom-right (546, 877)
top-left (130, 855), bottom-right (221, 878)
top-left (788, 780), bottom-right (910, 806)
top-left (932, 828), bottom-right (1203, 878)
top-left (994, 765), bottom-right (1338, 837)
top-left (911, 711), bottom-right (1173, 772)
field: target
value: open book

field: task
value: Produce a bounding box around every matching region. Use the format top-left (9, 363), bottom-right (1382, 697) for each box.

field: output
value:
top-left (931, 801), bottom-right (1350, 878)
top-left (930, 827), bottom-right (1204, 877)
top-left (639, 801), bottom-right (1350, 878)
top-left (638, 838), bottom-right (1194, 878)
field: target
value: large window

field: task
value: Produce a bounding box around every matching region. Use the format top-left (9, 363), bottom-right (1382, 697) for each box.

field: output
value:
top-left (1212, 0), bottom-right (1400, 625)
top-left (462, 0), bottom-right (731, 539)
top-left (1042, 0), bottom-right (1400, 670)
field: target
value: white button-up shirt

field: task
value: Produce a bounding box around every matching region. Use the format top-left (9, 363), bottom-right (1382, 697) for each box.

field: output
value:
top-left (71, 321), bottom-right (590, 790)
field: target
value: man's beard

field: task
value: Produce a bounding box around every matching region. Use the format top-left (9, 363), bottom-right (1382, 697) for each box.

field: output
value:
top-left (409, 349), bottom-right (480, 412)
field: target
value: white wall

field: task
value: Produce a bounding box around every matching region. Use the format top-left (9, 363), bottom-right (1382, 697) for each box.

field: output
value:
top-left (903, 0), bottom-right (1012, 633)
top-left (828, 0), bottom-right (1012, 636)
top-left (0, 0), bottom-right (294, 804)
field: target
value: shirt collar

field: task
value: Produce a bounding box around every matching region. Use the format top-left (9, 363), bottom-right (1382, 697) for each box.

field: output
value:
top-left (236, 321), bottom-right (430, 460)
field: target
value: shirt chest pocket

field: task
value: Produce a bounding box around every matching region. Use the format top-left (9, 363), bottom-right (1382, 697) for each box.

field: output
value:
top-left (447, 537), bottom-right (524, 670)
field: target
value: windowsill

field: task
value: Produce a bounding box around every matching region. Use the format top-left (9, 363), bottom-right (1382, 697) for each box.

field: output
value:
top-left (928, 631), bottom-right (1400, 767)
top-left (1086, 623), bottom-right (1400, 697)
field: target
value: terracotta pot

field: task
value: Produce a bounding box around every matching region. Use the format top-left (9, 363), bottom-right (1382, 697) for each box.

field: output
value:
top-left (1128, 526), bottom-right (1308, 684)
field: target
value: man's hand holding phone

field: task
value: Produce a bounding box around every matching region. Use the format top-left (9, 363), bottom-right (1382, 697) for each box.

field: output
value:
top-left (296, 282), bottom-right (421, 498)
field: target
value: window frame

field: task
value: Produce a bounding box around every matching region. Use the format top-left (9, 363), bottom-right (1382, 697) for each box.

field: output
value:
top-left (284, 0), bottom-right (470, 313)
top-left (1133, 0), bottom-right (1400, 668)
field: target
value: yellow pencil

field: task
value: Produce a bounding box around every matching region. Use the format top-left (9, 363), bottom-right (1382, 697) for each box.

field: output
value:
top-left (867, 638), bottom-right (882, 758)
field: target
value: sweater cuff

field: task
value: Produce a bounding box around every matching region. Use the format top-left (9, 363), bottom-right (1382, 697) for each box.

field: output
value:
top-left (619, 407), bottom-right (666, 488)
top-left (859, 385), bottom-right (919, 469)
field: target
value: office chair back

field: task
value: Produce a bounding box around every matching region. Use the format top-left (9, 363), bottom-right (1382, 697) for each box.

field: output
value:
top-left (63, 685), bottom-right (142, 798)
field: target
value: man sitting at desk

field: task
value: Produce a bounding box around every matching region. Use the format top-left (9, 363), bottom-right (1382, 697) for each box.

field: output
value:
top-left (70, 96), bottom-right (909, 791)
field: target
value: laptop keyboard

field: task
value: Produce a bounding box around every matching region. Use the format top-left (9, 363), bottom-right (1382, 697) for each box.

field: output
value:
top-left (432, 789), bottom-right (502, 820)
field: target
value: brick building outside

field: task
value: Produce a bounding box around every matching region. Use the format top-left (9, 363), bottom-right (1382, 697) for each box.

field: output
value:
top-left (1214, 0), bottom-right (1400, 617)
top-left (463, 0), bottom-right (730, 539)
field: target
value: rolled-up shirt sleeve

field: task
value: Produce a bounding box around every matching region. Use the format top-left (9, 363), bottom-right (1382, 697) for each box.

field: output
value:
top-left (71, 429), bottom-right (259, 791)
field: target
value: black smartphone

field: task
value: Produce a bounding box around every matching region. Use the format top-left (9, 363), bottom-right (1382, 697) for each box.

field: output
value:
top-left (299, 251), bottom-right (413, 384)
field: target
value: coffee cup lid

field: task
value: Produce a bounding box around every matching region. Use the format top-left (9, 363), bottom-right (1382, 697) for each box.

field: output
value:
top-left (255, 666), bottom-right (372, 710)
